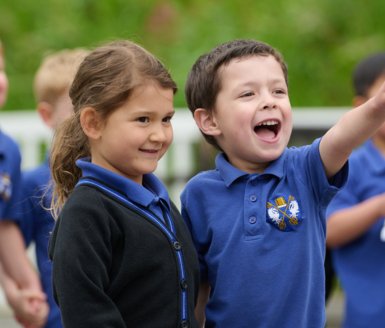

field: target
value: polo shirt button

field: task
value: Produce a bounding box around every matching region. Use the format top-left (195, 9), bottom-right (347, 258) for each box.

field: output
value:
top-left (173, 241), bottom-right (182, 250)
top-left (249, 216), bottom-right (257, 224)
top-left (180, 279), bottom-right (188, 290)
top-left (249, 195), bottom-right (257, 202)
top-left (180, 320), bottom-right (189, 328)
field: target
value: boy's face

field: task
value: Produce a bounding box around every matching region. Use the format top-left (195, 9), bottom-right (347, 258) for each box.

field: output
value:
top-left (39, 90), bottom-right (74, 130)
top-left (0, 54), bottom-right (9, 108)
top-left (51, 90), bottom-right (74, 129)
top-left (210, 55), bottom-right (292, 173)
top-left (368, 75), bottom-right (385, 140)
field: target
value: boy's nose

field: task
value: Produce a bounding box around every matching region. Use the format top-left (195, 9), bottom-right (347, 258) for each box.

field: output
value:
top-left (261, 92), bottom-right (277, 110)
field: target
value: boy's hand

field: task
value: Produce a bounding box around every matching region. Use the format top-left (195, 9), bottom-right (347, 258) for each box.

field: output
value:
top-left (4, 276), bottom-right (49, 328)
top-left (13, 288), bottom-right (49, 328)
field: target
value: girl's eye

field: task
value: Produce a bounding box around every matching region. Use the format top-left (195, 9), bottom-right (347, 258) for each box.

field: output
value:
top-left (163, 115), bottom-right (173, 123)
top-left (137, 117), bottom-right (150, 123)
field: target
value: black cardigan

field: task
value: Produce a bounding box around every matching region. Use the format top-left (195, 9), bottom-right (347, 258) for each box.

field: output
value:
top-left (49, 184), bottom-right (199, 328)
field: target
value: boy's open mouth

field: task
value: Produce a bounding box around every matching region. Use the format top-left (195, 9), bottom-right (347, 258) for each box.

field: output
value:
top-left (253, 120), bottom-right (280, 140)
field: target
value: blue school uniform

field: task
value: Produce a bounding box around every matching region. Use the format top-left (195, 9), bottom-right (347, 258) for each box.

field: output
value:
top-left (0, 130), bottom-right (22, 222)
top-left (20, 159), bottom-right (62, 328)
top-left (181, 139), bottom-right (347, 328)
top-left (326, 139), bottom-right (385, 328)
top-left (49, 158), bottom-right (199, 327)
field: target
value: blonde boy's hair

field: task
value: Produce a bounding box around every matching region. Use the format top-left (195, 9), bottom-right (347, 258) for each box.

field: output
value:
top-left (34, 48), bottom-right (89, 105)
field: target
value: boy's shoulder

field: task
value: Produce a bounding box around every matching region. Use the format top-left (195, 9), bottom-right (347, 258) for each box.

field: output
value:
top-left (0, 130), bottom-right (21, 156)
top-left (22, 161), bottom-right (50, 190)
top-left (182, 168), bottom-right (219, 196)
top-left (186, 168), bottom-right (219, 184)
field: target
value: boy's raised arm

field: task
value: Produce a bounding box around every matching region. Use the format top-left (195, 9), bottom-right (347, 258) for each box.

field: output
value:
top-left (320, 81), bottom-right (385, 178)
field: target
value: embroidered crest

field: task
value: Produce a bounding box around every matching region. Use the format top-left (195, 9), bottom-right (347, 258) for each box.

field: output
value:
top-left (266, 195), bottom-right (301, 231)
top-left (0, 173), bottom-right (12, 201)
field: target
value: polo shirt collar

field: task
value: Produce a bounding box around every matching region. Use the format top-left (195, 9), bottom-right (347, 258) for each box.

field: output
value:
top-left (76, 158), bottom-right (171, 210)
top-left (0, 130), bottom-right (6, 159)
top-left (216, 151), bottom-right (286, 187)
top-left (363, 139), bottom-right (385, 175)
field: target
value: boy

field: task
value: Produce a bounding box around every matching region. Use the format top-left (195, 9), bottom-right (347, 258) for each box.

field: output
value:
top-left (19, 48), bottom-right (88, 328)
top-left (181, 39), bottom-right (385, 327)
top-left (0, 38), bottom-right (48, 328)
top-left (326, 52), bottom-right (385, 328)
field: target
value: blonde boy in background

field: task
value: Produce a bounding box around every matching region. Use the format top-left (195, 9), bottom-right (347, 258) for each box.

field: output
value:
top-left (19, 48), bottom-right (89, 328)
top-left (0, 39), bottom-right (48, 327)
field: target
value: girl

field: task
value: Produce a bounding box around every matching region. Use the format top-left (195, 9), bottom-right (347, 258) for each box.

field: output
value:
top-left (48, 40), bottom-right (199, 328)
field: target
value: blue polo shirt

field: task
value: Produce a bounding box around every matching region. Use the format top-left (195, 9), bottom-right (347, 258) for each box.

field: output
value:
top-left (326, 140), bottom-right (385, 328)
top-left (181, 138), bottom-right (347, 328)
top-left (0, 130), bottom-right (22, 222)
top-left (20, 159), bottom-right (62, 328)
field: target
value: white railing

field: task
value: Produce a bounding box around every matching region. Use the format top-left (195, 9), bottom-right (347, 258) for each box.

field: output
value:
top-left (0, 108), bottom-right (349, 202)
top-left (0, 107), bottom-right (349, 316)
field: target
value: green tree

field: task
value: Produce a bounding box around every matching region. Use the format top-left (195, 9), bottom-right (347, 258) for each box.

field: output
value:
top-left (1, 0), bottom-right (384, 110)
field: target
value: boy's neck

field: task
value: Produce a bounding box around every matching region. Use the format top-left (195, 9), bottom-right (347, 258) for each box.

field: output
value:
top-left (372, 135), bottom-right (385, 155)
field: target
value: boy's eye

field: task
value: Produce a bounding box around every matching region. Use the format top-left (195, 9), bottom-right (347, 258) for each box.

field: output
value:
top-left (274, 89), bottom-right (287, 95)
top-left (241, 91), bottom-right (254, 98)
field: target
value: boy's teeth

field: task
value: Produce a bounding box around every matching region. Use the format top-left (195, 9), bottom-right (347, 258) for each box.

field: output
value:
top-left (259, 120), bottom-right (277, 126)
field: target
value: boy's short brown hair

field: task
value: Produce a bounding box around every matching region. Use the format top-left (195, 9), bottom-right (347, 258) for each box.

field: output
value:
top-left (185, 39), bottom-right (288, 149)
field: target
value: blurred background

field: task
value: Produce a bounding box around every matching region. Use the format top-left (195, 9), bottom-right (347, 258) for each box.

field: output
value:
top-left (1, 0), bottom-right (385, 111)
top-left (1, 1), bottom-right (385, 327)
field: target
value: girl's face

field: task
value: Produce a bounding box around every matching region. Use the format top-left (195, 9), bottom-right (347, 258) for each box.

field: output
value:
top-left (0, 54), bottom-right (9, 108)
top-left (91, 82), bottom-right (174, 184)
top-left (208, 55), bottom-right (292, 173)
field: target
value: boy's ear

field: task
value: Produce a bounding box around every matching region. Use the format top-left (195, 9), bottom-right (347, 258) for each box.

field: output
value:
top-left (80, 107), bottom-right (102, 140)
top-left (353, 95), bottom-right (368, 107)
top-left (37, 102), bottom-right (55, 129)
top-left (193, 108), bottom-right (221, 136)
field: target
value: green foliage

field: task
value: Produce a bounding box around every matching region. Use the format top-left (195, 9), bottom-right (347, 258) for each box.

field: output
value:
top-left (1, 0), bottom-right (385, 110)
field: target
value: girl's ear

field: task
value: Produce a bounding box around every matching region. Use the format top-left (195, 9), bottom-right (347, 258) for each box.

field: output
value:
top-left (80, 107), bottom-right (102, 140)
top-left (193, 108), bottom-right (221, 136)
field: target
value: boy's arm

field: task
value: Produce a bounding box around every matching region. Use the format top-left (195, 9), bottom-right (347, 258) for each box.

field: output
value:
top-left (195, 282), bottom-right (210, 328)
top-left (0, 263), bottom-right (48, 328)
top-left (0, 220), bottom-right (42, 291)
top-left (320, 81), bottom-right (385, 178)
top-left (327, 192), bottom-right (385, 247)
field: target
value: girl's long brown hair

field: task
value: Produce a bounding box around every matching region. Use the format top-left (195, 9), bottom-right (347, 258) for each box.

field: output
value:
top-left (50, 40), bottom-right (177, 218)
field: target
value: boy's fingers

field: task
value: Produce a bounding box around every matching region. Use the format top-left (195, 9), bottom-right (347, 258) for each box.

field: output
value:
top-left (20, 289), bottom-right (47, 301)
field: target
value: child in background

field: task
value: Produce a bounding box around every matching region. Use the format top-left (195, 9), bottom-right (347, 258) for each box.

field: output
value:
top-left (20, 48), bottom-right (89, 328)
top-left (0, 38), bottom-right (48, 328)
top-left (326, 52), bottom-right (385, 328)
top-left (48, 40), bottom-right (200, 327)
top-left (181, 39), bottom-right (385, 327)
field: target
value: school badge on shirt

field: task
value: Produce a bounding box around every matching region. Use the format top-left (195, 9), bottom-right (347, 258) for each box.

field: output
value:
top-left (266, 195), bottom-right (302, 231)
top-left (0, 173), bottom-right (12, 201)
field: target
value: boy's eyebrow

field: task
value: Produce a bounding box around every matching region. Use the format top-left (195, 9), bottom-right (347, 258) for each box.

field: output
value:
top-left (236, 78), bottom-right (287, 87)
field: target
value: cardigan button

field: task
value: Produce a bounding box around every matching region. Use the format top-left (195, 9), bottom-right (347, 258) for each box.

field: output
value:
top-left (180, 320), bottom-right (189, 328)
top-left (173, 241), bottom-right (182, 250)
top-left (180, 279), bottom-right (188, 290)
